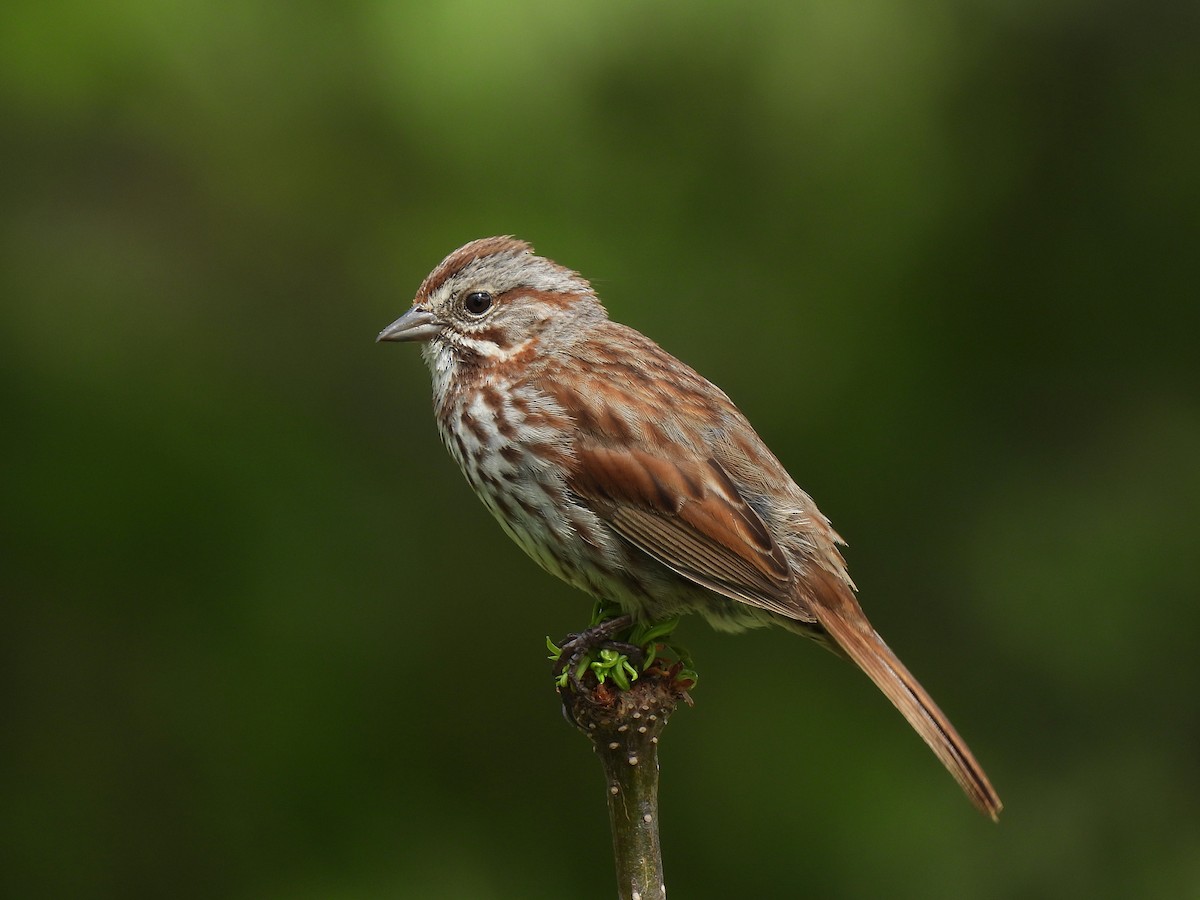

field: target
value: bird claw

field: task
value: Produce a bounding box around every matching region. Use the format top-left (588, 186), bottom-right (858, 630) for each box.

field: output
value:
top-left (551, 614), bottom-right (639, 689)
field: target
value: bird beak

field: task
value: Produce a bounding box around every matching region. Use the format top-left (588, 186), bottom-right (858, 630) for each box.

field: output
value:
top-left (377, 307), bottom-right (442, 343)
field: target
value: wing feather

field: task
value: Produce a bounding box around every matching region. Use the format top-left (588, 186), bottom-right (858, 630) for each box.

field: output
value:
top-left (569, 445), bottom-right (796, 615)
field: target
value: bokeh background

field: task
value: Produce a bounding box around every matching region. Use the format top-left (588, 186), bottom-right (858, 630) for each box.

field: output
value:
top-left (4, 1), bottom-right (1198, 897)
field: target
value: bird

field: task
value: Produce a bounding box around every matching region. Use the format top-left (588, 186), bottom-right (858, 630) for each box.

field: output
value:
top-left (378, 235), bottom-right (1002, 819)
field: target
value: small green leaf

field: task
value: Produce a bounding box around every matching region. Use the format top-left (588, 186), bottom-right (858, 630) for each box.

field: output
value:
top-left (611, 664), bottom-right (631, 691)
top-left (671, 643), bottom-right (695, 670)
top-left (635, 618), bottom-right (680, 646)
top-left (550, 612), bottom-right (697, 695)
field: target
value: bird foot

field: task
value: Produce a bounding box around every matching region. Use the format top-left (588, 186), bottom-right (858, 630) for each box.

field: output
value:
top-left (551, 614), bottom-right (644, 691)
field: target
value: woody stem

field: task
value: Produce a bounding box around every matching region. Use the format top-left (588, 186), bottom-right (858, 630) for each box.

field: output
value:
top-left (559, 667), bottom-right (685, 900)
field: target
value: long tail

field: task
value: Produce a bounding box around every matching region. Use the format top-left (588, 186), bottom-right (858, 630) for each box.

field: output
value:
top-left (807, 582), bottom-right (1003, 820)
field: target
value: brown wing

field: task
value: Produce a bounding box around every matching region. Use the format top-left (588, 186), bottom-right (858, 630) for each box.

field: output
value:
top-left (568, 444), bottom-right (799, 616)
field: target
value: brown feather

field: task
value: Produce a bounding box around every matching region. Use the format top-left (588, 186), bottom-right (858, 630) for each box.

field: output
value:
top-left (569, 447), bottom-right (796, 615)
top-left (803, 568), bottom-right (1003, 820)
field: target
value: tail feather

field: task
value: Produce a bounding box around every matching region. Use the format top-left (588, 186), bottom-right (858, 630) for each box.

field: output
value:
top-left (808, 586), bottom-right (1003, 820)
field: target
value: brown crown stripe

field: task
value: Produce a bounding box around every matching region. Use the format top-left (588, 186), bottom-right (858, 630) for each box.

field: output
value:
top-left (419, 236), bottom-right (533, 298)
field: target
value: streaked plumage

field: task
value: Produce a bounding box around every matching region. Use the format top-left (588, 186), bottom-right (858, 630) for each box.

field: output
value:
top-left (379, 236), bottom-right (1002, 819)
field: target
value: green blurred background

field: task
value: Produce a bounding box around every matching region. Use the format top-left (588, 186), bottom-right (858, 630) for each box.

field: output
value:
top-left (3, 1), bottom-right (1198, 897)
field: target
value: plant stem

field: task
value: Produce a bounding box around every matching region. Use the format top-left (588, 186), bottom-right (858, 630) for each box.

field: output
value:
top-left (561, 670), bottom-right (687, 900)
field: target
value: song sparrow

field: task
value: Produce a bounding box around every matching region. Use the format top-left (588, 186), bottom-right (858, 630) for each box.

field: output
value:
top-left (378, 236), bottom-right (1002, 819)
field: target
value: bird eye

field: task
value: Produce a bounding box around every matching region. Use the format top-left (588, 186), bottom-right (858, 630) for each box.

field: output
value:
top-left (463, 291), bottom-right (493, 316)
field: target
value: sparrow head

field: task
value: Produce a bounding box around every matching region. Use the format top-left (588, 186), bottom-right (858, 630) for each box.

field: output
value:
top-left (377, 236), bottom-right (604, 366)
